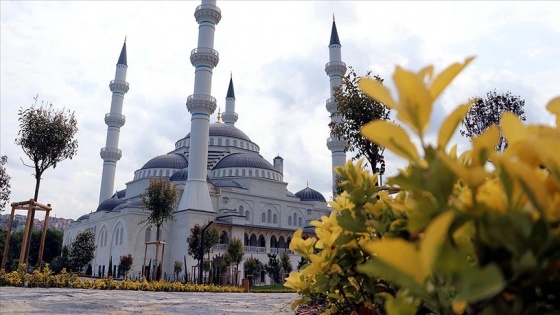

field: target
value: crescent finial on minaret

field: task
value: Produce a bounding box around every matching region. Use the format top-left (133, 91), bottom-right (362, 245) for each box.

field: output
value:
top-left (333, 14), bottom-right (335, 21)
top-left (124, 35), bottom-right (127, 42)
top-left (216, 107), bottom-right (223, 124)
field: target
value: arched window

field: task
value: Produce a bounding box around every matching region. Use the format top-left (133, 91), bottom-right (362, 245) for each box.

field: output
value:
top-left (299, 217), bottom-right (303, 226)
top-left (267, 209), bottom-right (272, 223)
top-left (250, 234), bottom-right (257, 246)
top-left (244, 233), bottom-right (249, 246)
top-left (242, 169), bottom-right (246, 176)
top-left (239, 205), bottom-right (244, 213)
top-left (258, 235), bottom-right (266, 247)
top-left (235, 169), bottom-right (239, 176)
top-left (220, 231), bottom-right (229, 244)
top-left (293, 213), bottom-right (297, 226)
top-left (270, 235), bottom-right (278, 248)
top-left (249, 170), bottom-right (253, 177)
top-left (165, 170), bottom-right (170, 176)
top-left (145, 228), bottom-right (152, 242)
top-left (115, 228), bottom-right (119, 245)
top-left (159, 170), bottom-right (163, 176)
top-left (233, 140), bottom-right (237, 147)
top-left (226, 139), bottom-right (230, 146)
top-left (240, 141), bottom-right (244, 148)
top-left (228, 169), bottom-right (232, 176)
top-left (273, 214), bottom-right (277, 224)
top-left (267, 171), bottom-right (271, 178)
top-left (262, 213), bottom-right (266, 223)
top-left (279, 236), bottom-right (286, 249)
top-left (245, 210), bottom-right (250, 220)
top-left (288, 216), bottom-right (292, 225)
top-left (104, 230), bottom-right (108, 247)
top-left (218, 138), bottom-right (222, 146)
top-left (210, 138), bottom-right (214, 145)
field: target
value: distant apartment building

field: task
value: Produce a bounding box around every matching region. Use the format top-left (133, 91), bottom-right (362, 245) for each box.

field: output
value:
top-left (0, 214), bottom-right (74, 232)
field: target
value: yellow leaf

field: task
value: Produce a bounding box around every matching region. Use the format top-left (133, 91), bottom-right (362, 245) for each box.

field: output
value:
top-left (438, 101), bottom-right (474, 149)
top-left (452, 300), bottom-right (467, 314)
top-left (472, 125), bottom-right (500, 166)
top-left (362, 239), bottom-right (425, 284)
top-left (417, 65), bottom-right (434, 82)
top-left (546, 96), bottom-right (560, 127)
top-left (359, 78), bottom-right (398, 109)
top-left (430, 57), bottom-right (475, 100)
top-left (501, 112), bottom-right (529, 145)
top-left (420, 211), bottom-right (455, 277)
top-left (361, 120), bottom-right (420, 162)
top-left (393, 66), bottom-right (434, 135)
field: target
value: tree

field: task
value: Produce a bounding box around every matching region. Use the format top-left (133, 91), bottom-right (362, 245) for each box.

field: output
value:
top-left (69, 230), bottom-right (95, 272)
top-left (0, 156), bottom-right (11, 212)
top-left (173, 260), bottom-right (183, 281)
top-left (329, 67), bottom-right (391, 169)
top-left (119, 254), bottom-right (133, 278)
top-left (244, 257), bottom-right (263, 283)
top-left (186, 223), bottom-right (219, 261)
top-left (224, 238), bottom-right (244, 285)
top-left (279, 252), bottom-right (292, 274)
top-left (460, 90), bottom-right (526, 151)
top-left (15, 96), bottom-right (78, 263)
top-left (264, 253), bottom-right (282, 284)
top-left (140, 177), bottom-right (178, 241)
top-left (50, 245), bottom-right (70, 273)
top-left (1, 228), bottom-right (62, 271)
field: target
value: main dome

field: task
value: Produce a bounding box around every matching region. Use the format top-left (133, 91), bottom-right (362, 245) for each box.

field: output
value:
top-left (141, 153), bottom-right (188, 170)
top-left (96, 197), bottom-right (127, 212)
top-left (295, 187), bottom-right (327, 202)
top-left (213, 153), bottom-right (276, 171)
top-left (186, 124), bottom-right (251, 142)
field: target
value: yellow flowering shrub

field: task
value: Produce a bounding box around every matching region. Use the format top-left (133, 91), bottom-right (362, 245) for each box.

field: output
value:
top-left (286, 58), bottom-right (560, 314)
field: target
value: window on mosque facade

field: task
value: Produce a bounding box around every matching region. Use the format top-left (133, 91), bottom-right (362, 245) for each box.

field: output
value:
top-left (218, 138), bottom-right (222, 145)
top-left (273, 214), bottom-right (277, 224)
top-left (267, 209), bottom-right (272, 223)
top-left (119, 228), bottom-right (124, 245)
top-left (210, 138), bottom-right (214, 145)
top-left (261, 213), bottom-right (266, 223)
top-left (299, 217), bottom-right (303, 226)
top-left (249, 170), bottom-right (253, 176)
top-left (235, 169), bottom-right (239, 176)
top-left (242, 169), bottom-right (246, 176)
top-left (228, 169), bottom-right (232, 176)
top-left (288, 216), bottom-right (292, 225)
top-left (233, 140), bottom-right (237, 147)
top-left (226, 139), bottom-right (230, 146)
top-left (245, 210), bottom-right (250, 220)
top-left (145, 228), bottom-right (151, 242)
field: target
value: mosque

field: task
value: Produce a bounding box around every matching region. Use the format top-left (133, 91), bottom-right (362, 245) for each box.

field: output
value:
top-left (63, 0), bottom-right (348, 283)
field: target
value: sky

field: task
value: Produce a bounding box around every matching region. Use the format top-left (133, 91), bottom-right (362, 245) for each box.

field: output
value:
top-left (1, 1), bottom-right (559, 220)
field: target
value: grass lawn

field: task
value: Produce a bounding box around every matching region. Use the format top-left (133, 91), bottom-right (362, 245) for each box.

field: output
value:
top-left (250, 283), bottom-right (293, 292)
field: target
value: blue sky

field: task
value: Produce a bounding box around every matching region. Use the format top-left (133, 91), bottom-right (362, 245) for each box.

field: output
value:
top-left (1, 1), bottom-right (559, 219)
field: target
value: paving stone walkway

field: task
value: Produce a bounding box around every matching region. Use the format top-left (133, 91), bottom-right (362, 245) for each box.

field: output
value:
top-left (0, 287), bottom-right (298, 314)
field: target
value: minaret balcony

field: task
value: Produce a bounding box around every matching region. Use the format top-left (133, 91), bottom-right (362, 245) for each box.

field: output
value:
top-left (104, 113), bottom-right (126, 127)
top-left (327, 136), bottom-right (348, 152)
top-left (194, 4), bottom-right (222, 25)
top-left (186, 94), bottom-right (217, 115)
top-left (190, 47), bottom-right (219, 68)
top-left (325, 61), bottom-right (347, 77)
top-left (109, 80), bottom-right (130, 93)
top-left (222, 112), bottom-right (238, 124)
top-left (100, 147), bottom-right (122, 161)
top-left (326, 97), bottom-right (338, 113)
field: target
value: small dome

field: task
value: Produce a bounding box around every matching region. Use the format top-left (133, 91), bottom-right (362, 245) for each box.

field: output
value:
top-left (295, 187), bottom-right (327, 202)
top-left (111, 189), bottom-right (126, 199)
top-left (213, 179), bottom-right (245, 189)
top-left (170, 169), bottom-right (189, 182)
top-left (186, 124), bottom-right (251, 142)
top-left (96, 197), bottom-right (127, 212)
top-left (213, 153), bottom-right (276, 171)
top-left (141, 154), bottom-right (188, 170)
top-left (113, 201), bottom-right (131, 211)
top-left (76, 214), bottom-right (90, 221)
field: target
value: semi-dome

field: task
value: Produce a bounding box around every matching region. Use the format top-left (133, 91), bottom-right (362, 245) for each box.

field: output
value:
top-left (295, 187), bottom-right (327, 202)
top-left (113, 201), bottom-right (131, 211)
top-left (111, 189), bottom-right (126, 199)
top-left (170, 169), bottom-right (212, 183)
top-left (213, 153), bottom-right (276, 171)
top-left (96, 197), bottom-right (127, 212)
top-left (141, 153), bottom-right (188, 170)
top-left (186, 123), bottom-right (251, 142)
top-left (213, 179), bottom-right (245, 189)
top-left (76, 213), bottom-right (90, 221)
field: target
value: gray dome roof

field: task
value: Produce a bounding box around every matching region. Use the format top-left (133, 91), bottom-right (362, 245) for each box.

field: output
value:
top-left (111, 189), bottom-right (126, 199)
top-left (213, 153), bottom-right (276, 171)
top-left (141, 154), bottom-right (188, 170)
top-left (76, 214), bottom-right (90, 221)
top-left (186, 124), bottom-right (251, 142)
top-left (295, 187), bottom-right (327, 202)
top-left (113, 201), bottom-right (131, 211)
top-left (96, 197), bottom-right (127, 212)
top-left (213, 179), bottom-right (245, 189)
top-left (170, 169), bottom-right (212, 183)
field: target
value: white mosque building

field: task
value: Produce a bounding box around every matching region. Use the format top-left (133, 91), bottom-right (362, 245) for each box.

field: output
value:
top-left (63, 0), bottom-right (348, 283)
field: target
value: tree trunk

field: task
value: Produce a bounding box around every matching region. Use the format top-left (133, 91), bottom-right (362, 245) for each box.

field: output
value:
top-left (24, 172), bottom-right (42, 264)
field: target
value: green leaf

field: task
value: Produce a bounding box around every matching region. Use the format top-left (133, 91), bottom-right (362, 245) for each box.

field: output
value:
top-left (455, 264), bottom-right (505, 302)
top-left (337, 210), bottom-right (367, 233)
top-left (357, 259), bottom-right (429, 299)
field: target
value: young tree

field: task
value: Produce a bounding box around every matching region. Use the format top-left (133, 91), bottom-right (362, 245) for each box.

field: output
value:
top-left (279, 252), bottom-right (292, 274)
top-left (329, 67), bottom-right (391, 169)
top-left (15, 96), bottom-right (78, 263)
top-left (69, 230), bottom-right (95, 272)
top-left (140, 177), bottom-right (178, 241)
top-left (173, 260), bottom-right (183, 281)
top-left (244, 257), bottom-right (263, 283)
top-left (0, 156), bottom-right (11, 212)
top-left (224, 238), bottom-right (244, 285)
top-left (460, 90), bottom-right (526, 151)
top-left (264, 253), bottom-right (282, 284)
top-left (186, 223), bottom-right (220, 261)
top-left (119, 254), bottom-right (134, 278)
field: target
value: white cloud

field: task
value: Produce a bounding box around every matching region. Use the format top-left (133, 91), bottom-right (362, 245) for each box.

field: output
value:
top-left (1, 1), bottom-right (559, 219)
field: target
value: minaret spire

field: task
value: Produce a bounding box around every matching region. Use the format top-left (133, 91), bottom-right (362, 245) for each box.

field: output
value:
top-left (99, 39), bottom-right (130, 203)
top-left (222, 73), bottom-right (238, 126)
top-left (178, 0), bottom-right (222, 212)
top-left (325, 16), bottom-right (347, 197)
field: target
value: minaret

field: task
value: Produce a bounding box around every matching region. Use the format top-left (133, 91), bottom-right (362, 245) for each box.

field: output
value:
top-left (222, 74), bottom-right (238, 126)
top-left (178, 0), bottom-right (221, 211)
top-left (325, 16), bottom-right (348, 193)
top-left (99, 39), bottom-right (129, 203)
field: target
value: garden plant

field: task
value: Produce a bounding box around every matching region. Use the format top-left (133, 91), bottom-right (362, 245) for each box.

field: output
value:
top-left (286, 57), bottom-right (560, 314)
